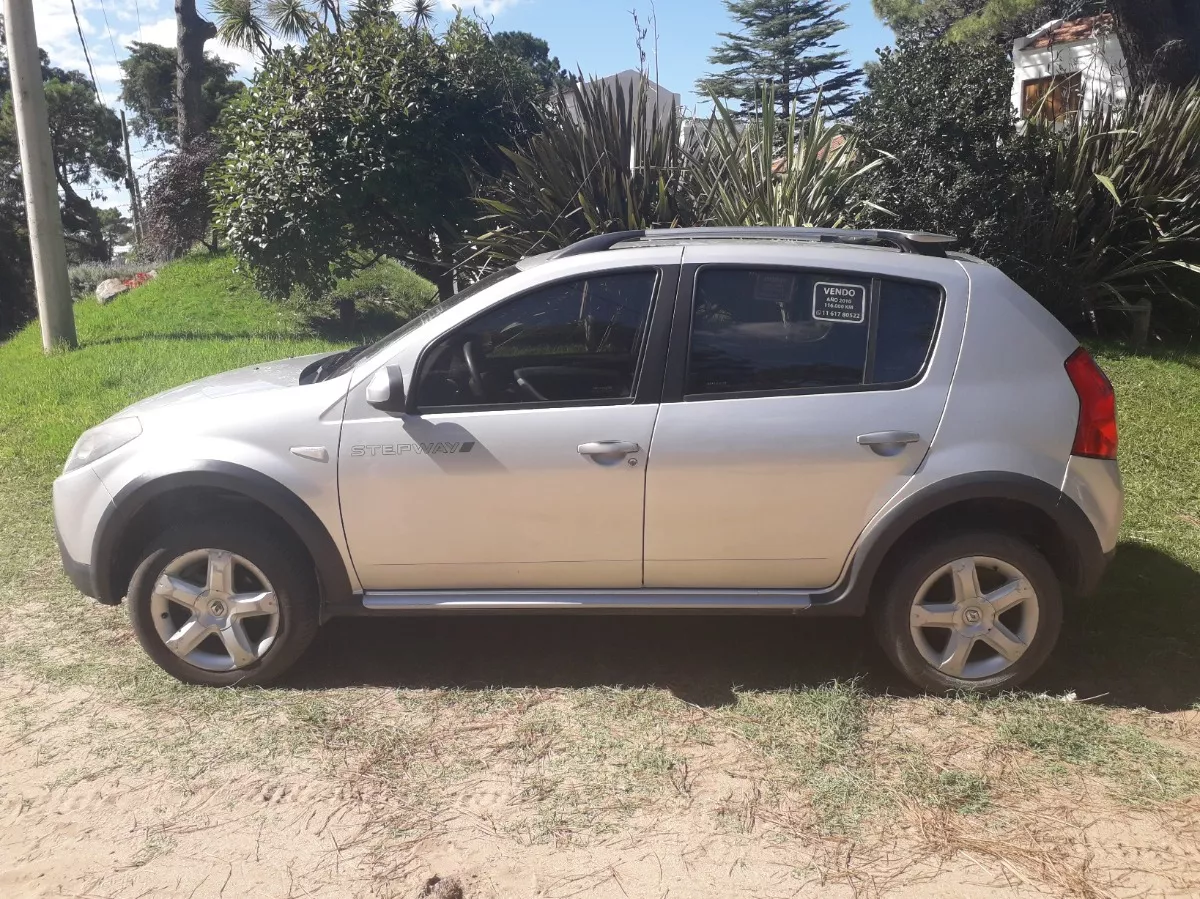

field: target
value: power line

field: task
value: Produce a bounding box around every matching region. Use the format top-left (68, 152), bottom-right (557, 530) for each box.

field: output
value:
top-left (97, 0), bottom-right (121, 68)
top-left (68, 0), bottom-right (103, 105)
top-left (133, 0), bottom-right (144, 42)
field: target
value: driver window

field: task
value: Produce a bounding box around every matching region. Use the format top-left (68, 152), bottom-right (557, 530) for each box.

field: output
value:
top-left (416, 270), bottom-right (658, 409)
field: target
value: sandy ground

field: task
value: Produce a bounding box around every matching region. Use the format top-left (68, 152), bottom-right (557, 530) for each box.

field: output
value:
top-left (2, 666), bottom-right (1199, 899)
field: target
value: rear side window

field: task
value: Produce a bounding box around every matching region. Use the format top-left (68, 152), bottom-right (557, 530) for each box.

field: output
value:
top-left (686, 268), bottom-right (942, 398)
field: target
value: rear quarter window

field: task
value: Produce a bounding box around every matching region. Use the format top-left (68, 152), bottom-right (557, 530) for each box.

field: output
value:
top-left (872, 279), bottom-right (943, 384)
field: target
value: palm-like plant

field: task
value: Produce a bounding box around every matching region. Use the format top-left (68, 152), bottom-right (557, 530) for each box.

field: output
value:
top-left (476, 76), bottom-right (695, 264)
top-left (1010, 84), bottom-right (1200, 325)
top-left (406, 0), bottom-right (436, 31)
top-left (689, 86), bottom-right (884, 228)
top-left (211, 0), bottom-right (331, 55)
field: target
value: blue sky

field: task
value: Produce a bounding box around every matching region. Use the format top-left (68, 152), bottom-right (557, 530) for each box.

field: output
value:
top-left (31, 1), bottom-right (894, 211)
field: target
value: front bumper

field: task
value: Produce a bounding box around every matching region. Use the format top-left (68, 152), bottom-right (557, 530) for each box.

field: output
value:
top-left (55, 522), bottom-right (98, 598)
top-left (52, 466), bottom-right (116, 602)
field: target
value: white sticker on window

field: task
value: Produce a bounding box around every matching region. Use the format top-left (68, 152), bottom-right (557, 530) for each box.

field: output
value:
top-left (812, 282), bottom-right (866, 323)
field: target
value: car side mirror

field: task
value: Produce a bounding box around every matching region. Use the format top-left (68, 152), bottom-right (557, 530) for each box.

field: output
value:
top-left (365, 365), bottom-right (406, 411)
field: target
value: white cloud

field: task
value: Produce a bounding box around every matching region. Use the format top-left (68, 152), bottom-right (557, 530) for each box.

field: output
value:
top-left (92, 63), bottom-right (124, 83)
top-left (122, 15), bottom-right (177, 48)
top-left (32, 0), bottom-right (100, 73)
top-left (436, 0), bottom-right (523, 18)
top-left (117, 15), bottom-right (259, 81)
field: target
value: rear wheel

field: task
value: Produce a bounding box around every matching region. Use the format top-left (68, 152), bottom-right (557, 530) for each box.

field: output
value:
top-left (127, 521), bottom-right (320, 686)
top-left (872, 532), bottom-right (1062, 693)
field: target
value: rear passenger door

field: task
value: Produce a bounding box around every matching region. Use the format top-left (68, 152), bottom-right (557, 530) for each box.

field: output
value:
top-left (643, 247), bottom-right (968, 590)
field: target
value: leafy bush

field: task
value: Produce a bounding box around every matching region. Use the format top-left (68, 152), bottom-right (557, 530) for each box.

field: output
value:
top-left (315, 257), bottom-right (437, 326)
top-left (142, 135), bottom-right (224, 259)
top-left (1009, 85), bottom-right (1200, 331)
top-left (212, 13), bottom-right (541, 301)
top-left (689, 87), bottom-right (882, 229)
top-left (476, 75), bottom-right (697, 264)
top-left (852, 37), bottom-right (1047, 263)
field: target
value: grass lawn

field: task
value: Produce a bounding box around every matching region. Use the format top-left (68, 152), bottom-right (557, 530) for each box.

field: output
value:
top-left (1, 259), bottom-right (1199, 896)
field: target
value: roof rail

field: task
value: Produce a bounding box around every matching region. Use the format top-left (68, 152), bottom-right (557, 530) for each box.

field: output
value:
top-left (551, 227), bottom-right (957, 259)
top-left (553, 230), bottom-right (645, 258)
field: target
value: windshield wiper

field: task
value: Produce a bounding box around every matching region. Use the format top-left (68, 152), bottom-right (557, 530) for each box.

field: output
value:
top-left (302, 345), bottom-right (367, 384)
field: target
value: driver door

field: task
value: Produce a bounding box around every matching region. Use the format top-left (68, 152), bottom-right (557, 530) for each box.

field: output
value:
top-left (338, 261), bottom-right (678, 591)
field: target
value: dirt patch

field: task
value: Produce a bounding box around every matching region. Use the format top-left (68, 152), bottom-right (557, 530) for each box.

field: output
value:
top-left (2, 671), bottom-right (1199, 899)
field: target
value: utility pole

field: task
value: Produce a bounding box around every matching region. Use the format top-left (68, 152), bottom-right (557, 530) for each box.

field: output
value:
top-left (120, 111), bottom-right (144, 245)
top-left (3, 0), bottom-right (77, 351)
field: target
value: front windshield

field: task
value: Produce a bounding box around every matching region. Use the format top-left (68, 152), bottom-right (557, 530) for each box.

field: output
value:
top-left (326, 266), bottom-right (520, 378)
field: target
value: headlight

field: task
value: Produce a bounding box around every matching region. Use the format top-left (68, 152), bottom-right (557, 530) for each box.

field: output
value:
top-left (63, 417), bottom-right (142, 474)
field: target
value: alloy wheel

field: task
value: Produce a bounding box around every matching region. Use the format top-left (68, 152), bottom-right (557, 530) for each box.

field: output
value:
top-left (908, 555), bottom-right (1040, 680)
top-left (150, 549), bottom-right (281, 672)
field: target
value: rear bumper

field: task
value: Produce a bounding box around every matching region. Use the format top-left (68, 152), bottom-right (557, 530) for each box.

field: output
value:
top-left (1078, 546), bottom-right (1117, 597)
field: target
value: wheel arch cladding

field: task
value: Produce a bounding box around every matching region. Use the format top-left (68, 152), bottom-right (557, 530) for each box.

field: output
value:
top-left (823, 471), bottom-right (1108, 613)
top-left (92, 461), bottom-right (353, 609)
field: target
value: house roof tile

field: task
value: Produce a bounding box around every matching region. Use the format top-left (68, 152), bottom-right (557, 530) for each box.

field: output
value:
top-left (1025, 13), bottom-right (1113, 49)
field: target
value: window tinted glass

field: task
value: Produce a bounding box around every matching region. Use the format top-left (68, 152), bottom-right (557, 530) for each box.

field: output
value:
top-left (687, 269), bottom-right (870, 395)
top-left (873, 280), bottom-right (942, 384)
top-left (418, 271), bottom-right (657, 408)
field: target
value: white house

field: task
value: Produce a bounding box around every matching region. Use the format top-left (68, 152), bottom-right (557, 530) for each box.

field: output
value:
top-left (1012, 14), bottom-right (1128, 123)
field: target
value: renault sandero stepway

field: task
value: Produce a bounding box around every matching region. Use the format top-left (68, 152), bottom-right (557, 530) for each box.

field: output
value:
top-left (54, 228), bottom-right (1122, 691)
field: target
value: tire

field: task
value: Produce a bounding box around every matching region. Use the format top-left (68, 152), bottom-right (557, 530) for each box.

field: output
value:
top-left (127, 519), bottom-right (320, 686)
top-left (871, 532), bottom-right (1063, 693)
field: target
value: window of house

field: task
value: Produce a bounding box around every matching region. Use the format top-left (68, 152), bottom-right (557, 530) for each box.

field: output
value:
top-left (685, 268), bottom-right (941, 398)
top-left (417, 271), bottom-right (657, 408)
top-left (1022, 72), bottom-right (1083, 123)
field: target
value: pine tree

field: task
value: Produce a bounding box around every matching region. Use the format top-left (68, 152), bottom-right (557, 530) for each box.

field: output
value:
top-left (697, 0), bottom-right (862, 119)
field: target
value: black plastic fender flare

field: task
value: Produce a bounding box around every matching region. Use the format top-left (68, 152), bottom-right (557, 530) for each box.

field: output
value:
top-left (92, 460), bottom-right (353, 609)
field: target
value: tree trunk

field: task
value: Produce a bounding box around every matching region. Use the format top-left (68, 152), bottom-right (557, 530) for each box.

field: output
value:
top-left (1109, 0), bottom-right (1200, 92)
top-left (176, 0), bottom-right (217, 148)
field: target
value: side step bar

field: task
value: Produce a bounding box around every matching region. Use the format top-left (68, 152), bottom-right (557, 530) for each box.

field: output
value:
top-left (361, 590), bottom-right (813, 612)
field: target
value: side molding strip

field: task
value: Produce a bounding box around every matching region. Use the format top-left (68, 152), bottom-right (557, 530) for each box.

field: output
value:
top-left (362, 590), bottom-right (814, 611)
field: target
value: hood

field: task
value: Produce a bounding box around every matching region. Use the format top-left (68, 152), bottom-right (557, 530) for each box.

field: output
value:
top-left (121, 352), bottom-right (331, 416)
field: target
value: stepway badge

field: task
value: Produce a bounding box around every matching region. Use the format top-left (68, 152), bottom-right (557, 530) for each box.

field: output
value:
top-left (812, 282), bottom-right (867, 323)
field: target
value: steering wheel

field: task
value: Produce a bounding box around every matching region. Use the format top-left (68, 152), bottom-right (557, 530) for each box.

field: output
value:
top-left (461, 339), bottom-right (487, 400)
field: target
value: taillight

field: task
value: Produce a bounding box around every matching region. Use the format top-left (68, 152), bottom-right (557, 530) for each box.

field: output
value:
top-left (1064, 348), bottom-right (1117, 460)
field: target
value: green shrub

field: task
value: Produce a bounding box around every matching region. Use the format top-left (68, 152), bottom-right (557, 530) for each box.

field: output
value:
top-left (212, 13), bottom-right (540, 301)
top-left (326, 258), bottom-right (435, 314)
top-left (852, 37), bottom-right (1046, 265)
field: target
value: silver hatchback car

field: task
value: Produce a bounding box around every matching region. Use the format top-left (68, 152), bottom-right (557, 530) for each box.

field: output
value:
top-left (54, 228), bottom-right (1122, 692)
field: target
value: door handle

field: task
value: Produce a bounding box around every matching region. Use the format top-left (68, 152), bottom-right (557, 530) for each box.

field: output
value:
top-left (857, 431), bottom-right (920, 446)
top-left (857, 431), bottom-right (921, 457)
top-left (578, 440), bottom-right (641, 456)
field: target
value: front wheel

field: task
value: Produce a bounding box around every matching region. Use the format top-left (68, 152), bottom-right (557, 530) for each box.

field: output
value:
top-left (872, 532), bottom-right (1063, 693)
top-left (127, 521), bottom-right (321, 686)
